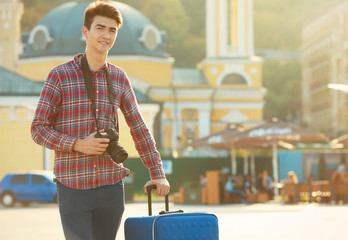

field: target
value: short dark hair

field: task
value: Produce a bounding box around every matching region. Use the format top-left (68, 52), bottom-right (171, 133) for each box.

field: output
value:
top-left (84, 1), bottom-right (123, 30)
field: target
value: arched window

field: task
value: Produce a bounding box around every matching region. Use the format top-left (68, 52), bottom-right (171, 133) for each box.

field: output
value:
top-left (221, 73), bottom-right (247, 85)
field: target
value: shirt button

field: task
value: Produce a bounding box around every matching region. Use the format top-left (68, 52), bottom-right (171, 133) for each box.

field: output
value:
top-left (96, 108), bottom-right (99, 112)
top-left (96, 90), bottom-right (99, 94)
top-left (94, 164), bottom-right (97, 168)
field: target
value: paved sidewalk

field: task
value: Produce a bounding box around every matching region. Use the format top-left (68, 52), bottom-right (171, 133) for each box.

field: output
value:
top-left (1, 201), bottom-right (348, 240)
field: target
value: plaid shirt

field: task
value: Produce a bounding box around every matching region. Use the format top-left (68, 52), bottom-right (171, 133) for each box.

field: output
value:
top-left (31, 54), bottom-right (165, 189)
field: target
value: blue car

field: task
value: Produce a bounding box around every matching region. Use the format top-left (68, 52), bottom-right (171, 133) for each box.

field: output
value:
top-left (0, 170), bottom-right (57, 207)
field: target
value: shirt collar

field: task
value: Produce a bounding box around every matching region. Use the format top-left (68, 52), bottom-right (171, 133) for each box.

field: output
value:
top-left (74, 53), bottom-right (108, 73)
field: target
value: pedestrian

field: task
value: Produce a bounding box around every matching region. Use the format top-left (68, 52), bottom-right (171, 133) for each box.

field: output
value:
top-left (31, 1), bottom-right (170, 239)
top-left (256, 170), bottom-right (274, 199)
top-left (225, 175), bottom-right (248, 203)
top-left (331, 154), bottom-right (348, 184)
top-left (285, 171), bottom-right (299, 184)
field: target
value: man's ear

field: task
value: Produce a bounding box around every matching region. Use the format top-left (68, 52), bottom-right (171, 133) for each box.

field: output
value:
top-left (82, 26), bottom-right (88, 39)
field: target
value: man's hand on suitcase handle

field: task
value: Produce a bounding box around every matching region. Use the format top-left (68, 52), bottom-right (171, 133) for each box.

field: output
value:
top-left (144, 178), bottom-right (170, 196)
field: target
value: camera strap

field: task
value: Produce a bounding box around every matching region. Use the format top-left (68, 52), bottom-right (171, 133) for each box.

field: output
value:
top-left (81, 54), bottom-right (115, 132)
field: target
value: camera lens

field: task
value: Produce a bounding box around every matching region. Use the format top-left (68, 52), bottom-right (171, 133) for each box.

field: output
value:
top-left (95, 128), bottom-right (128, 164)
top-left (107, 141), bottom-right (128, 164)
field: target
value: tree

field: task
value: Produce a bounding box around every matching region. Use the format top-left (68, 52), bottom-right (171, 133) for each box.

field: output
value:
top-left (262, 60), bottom-right (301, 122)
top-left (21, 0), bottom-right (70, 32)
top-left (139, 0), bottom-right (192, 67)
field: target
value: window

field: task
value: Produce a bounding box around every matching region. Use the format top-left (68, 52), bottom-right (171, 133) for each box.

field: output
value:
top-left (221, 73), bottom-right (247, 85)
top-left (32, 175), bottom-right (47, 185)
top-left (28, 25), bottom-right (53, 51)
top-left (186, 127), bottom-right (195, 141)
top-left (139, 25), bottom-right (161, 51)
top-left (11, 175), bottom-right (28, 184)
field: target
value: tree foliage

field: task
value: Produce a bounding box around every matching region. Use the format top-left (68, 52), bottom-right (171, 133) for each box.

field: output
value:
top-left (138, 0), bottom-right (192, 67)
top-left (253, 0), bottom-right (345, 49)
top-left (262, 60), bottom-right (301, 122)
top-left (21, 0), bottom-right (345, 61)
top-left (21, 0), bottom-right (70, 31)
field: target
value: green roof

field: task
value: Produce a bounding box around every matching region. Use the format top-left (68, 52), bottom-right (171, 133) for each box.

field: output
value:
top-left (0, 67), bottom-right (43, 96)
top-left (22, 1), bottom-right (168, 59)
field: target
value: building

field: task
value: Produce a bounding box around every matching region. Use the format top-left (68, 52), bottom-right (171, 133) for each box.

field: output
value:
top-left (0, 0), bottom-right (23, 71)
top-left (301, 1), bottom-right (348, 137)
top-left (0, 0), bottom-right (265, 178)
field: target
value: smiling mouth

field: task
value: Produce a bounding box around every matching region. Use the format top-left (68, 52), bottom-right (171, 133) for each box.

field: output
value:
top-left (99, 41), bottom-right (109, 46)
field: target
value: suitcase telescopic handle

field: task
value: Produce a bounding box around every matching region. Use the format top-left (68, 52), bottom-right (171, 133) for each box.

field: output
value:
top-left (147, 185), bottom-right (169, 216)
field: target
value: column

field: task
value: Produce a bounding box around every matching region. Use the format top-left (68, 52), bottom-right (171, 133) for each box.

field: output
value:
top-left (43, 147), bottom-right (50, 170)
top-left (172, 104), bottom-right (182, 157)
top-left (206, 0), bottom-right (216, 57)
top-left (198, 109), bottom-right (211, 138)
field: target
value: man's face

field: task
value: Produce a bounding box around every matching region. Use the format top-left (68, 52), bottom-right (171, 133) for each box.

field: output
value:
top-left (82, 15), bottom-right (118, 54)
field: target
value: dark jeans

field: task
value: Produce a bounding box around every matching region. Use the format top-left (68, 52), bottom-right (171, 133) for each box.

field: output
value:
top-left (56, 181), bottom-right (124, 240)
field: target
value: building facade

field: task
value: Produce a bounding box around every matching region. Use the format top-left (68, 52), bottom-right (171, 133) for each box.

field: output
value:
top-left (0, 0), bottom-right (23, 72)
top-left (0, 0), bottom-right (264, 178)
top-left (301, 1), bottom-right (348, 137)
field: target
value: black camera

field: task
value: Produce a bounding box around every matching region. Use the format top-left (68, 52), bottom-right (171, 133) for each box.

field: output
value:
top-left (95, 128), bottom-right (128, 164)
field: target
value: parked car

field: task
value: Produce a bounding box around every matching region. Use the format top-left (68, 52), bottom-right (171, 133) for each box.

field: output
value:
top-left (0, 170), bottom-right (57, 207)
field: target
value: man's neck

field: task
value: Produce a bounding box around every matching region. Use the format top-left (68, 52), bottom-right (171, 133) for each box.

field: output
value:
top-left (85, 50), bottom-right (107, 71)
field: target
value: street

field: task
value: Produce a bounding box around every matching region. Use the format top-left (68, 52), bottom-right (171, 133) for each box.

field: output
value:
top-left (0, 201), bottom-right (347, 240)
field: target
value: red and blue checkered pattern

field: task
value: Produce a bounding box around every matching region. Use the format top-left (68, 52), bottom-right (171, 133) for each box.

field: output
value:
top-left (31, 54), bottom-right (165, 189)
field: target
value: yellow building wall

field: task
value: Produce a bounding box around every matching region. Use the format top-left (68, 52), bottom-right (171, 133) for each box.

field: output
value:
top-left (0, 121), bottom-right (45, 180)
top-left (182, 109), bottom-right (198, 121)
top-left (211, 108), bottom-right (262, 122)
top-left (200, 64), bottom-right (224, 87)
top-left (110, 60), bottom-right (172, 87)
top-left (244, 64), bottom-right (262, 87)
top-left (163, 125), bottom-right (173, 150)
top-left (17, 58), bottom-right (172, 87)
top-left (210, 125), bottom-right (228, 134)
top-left (17, 60), bottom-right (70, 81)
top-left (0, 107), bottom-right (11, 119)
top-left (199, 62), bottom-right (262, 88)
top-left (242, 108), bottom-right (263, 121)
top-left (117, 110), bottom-right (158, 158)
top-left (163, 108), bottom-right (172, 120)
top-left (161, 108), bottom-right (173, 150)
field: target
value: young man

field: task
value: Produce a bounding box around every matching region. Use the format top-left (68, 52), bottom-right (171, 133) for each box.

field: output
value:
top-left (31, 1), bottom-right (170, 239)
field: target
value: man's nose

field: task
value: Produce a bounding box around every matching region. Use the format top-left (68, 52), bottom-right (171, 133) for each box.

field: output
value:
top-left (103, 31), bottom-right (110, 38)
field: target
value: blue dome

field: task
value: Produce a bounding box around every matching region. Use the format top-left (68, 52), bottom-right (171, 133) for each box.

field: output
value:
top-left (22, 1), bottom-right (168, 58)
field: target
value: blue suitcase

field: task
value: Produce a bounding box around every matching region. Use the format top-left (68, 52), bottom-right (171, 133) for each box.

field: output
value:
top-left (124, 185), bottom-right (219, 240)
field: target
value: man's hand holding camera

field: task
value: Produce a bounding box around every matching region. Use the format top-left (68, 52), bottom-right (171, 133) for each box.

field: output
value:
top-left (73, 131), bottom-right (109, 155)
top-left (73, 129), bottom-right (128, 164)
